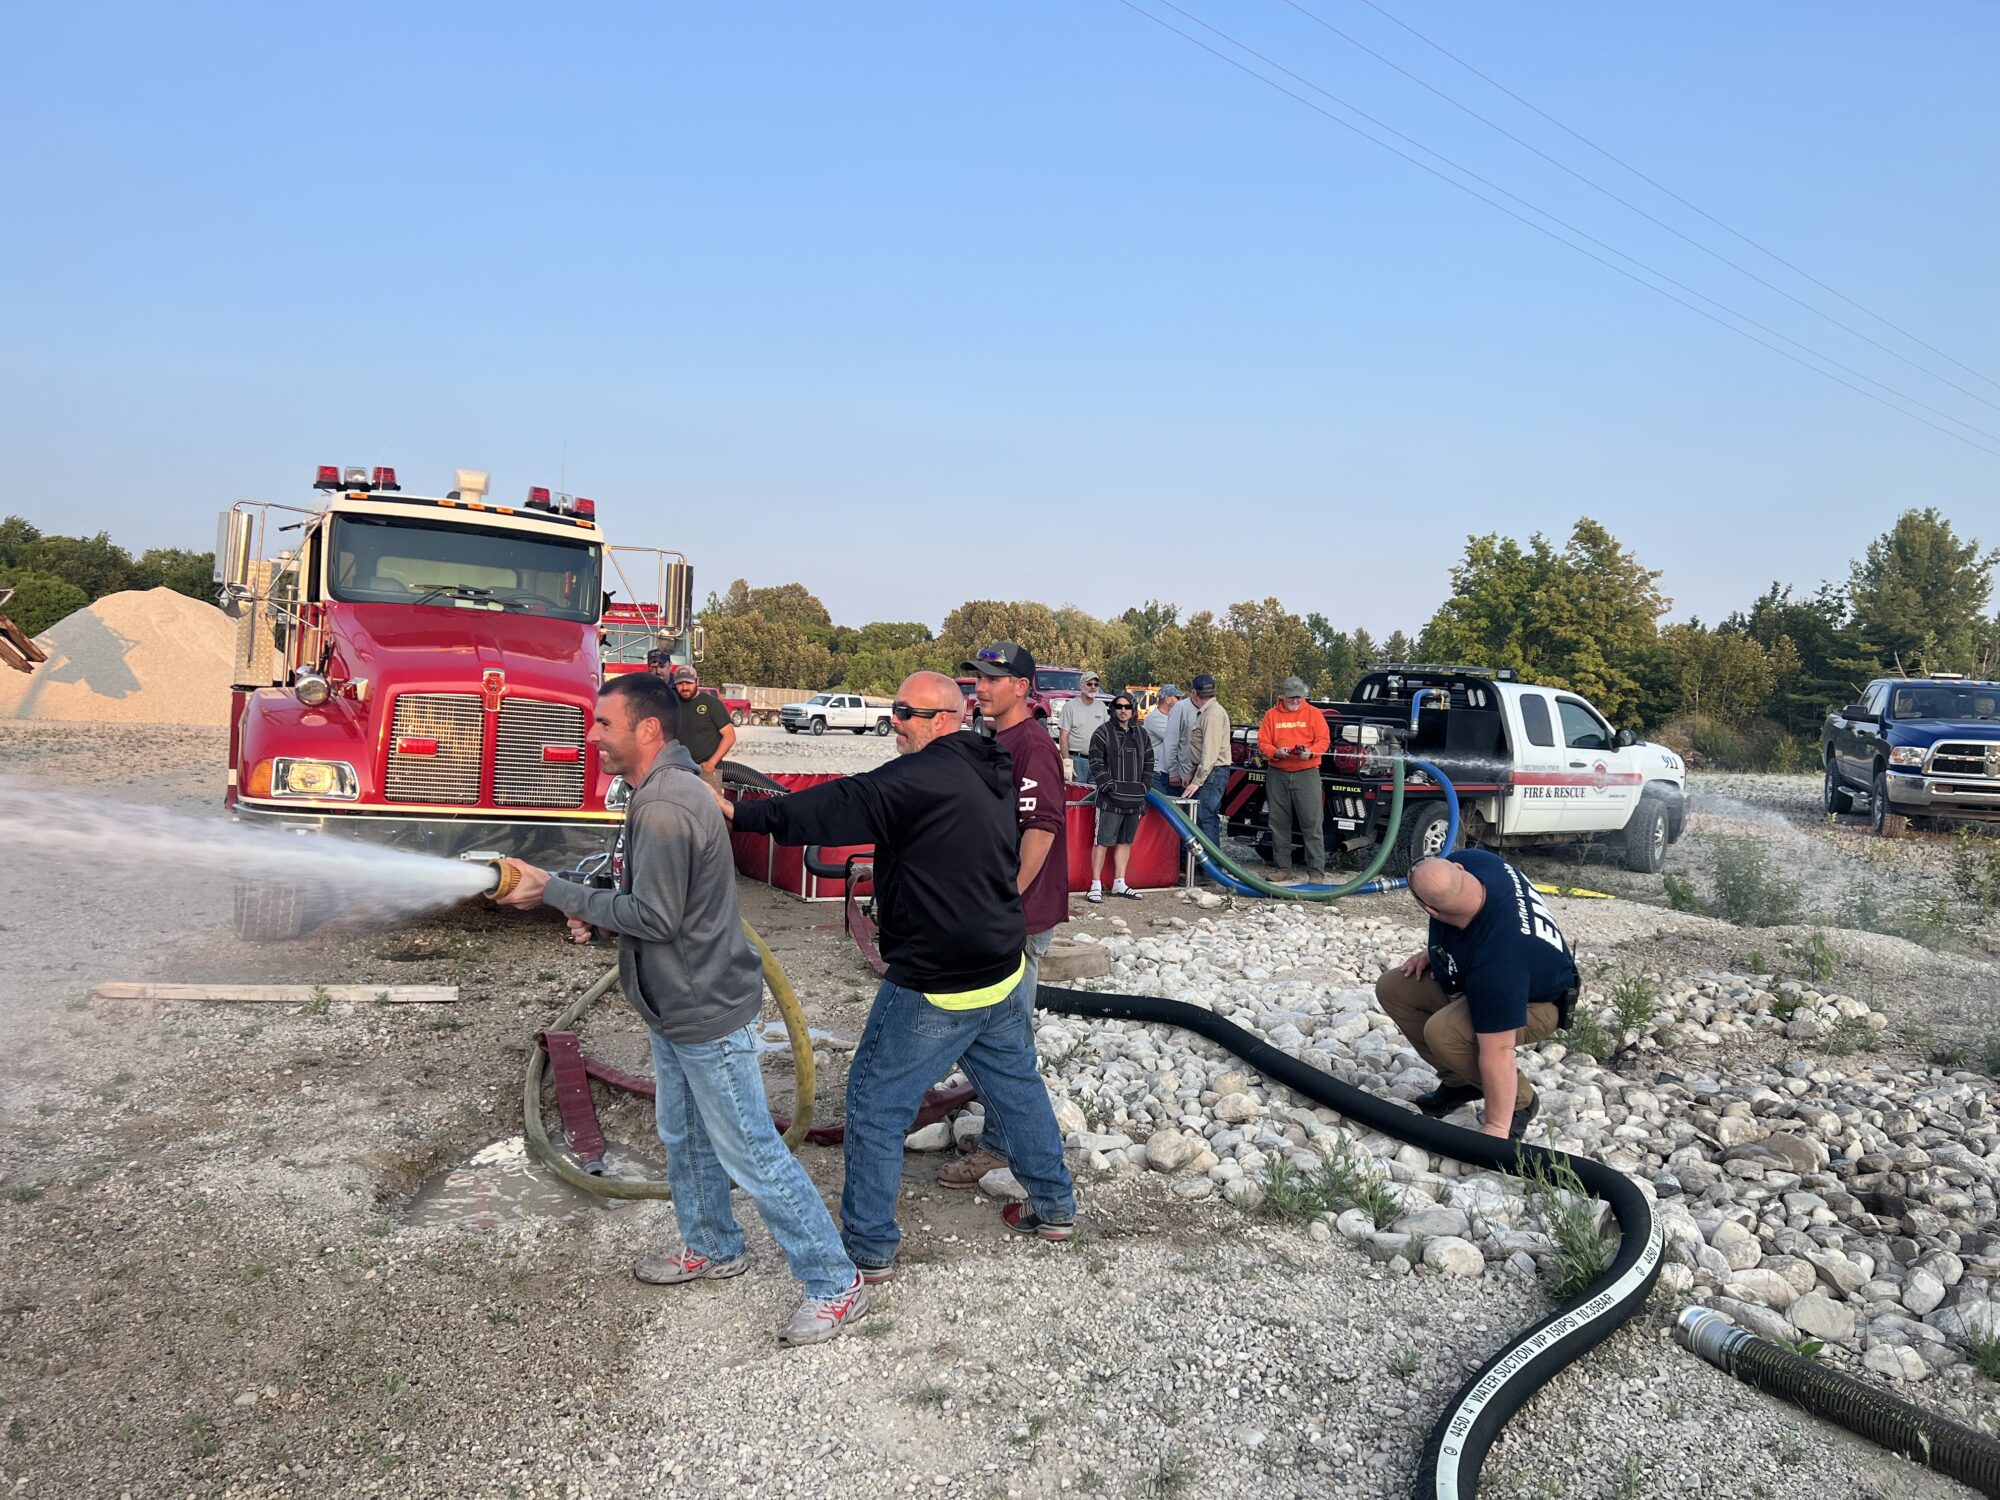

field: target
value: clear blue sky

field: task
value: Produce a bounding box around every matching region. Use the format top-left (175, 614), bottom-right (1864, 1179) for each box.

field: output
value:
top-left (3, 2), bottom-right (1995, 637)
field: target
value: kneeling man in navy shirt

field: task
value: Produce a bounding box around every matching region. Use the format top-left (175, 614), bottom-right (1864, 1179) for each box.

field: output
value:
top-left (1375, 850), bottom-right (1579, 1140)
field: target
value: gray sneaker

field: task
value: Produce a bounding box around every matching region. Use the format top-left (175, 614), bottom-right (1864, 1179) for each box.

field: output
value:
top-left (779, 1274), bottom-right (871, 1346)
top-left (633, 1247), bottom-right (750, 1285)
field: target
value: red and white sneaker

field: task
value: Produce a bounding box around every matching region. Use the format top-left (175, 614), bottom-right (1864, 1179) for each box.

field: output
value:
top-left (780, 1274), bottom-right (871, 1345)
top-left (632, 1247), bottom-right (750, 1285)
top-left (1002, 1203), bottom-right (1077, 1242)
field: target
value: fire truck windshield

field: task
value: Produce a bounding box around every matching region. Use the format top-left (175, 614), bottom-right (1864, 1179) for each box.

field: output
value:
top-left (1036, 668), bottom-right (1083, 695)
top-left (328, 516), bottom-right (600, 622)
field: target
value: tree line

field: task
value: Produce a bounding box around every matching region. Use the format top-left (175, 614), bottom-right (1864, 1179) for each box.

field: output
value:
top-left (7, 505), bottom-right (1992, 770)
top-left (702, 507), bottom-right (1998, 767)
top-left (0, 516), bottom-right (215, 635)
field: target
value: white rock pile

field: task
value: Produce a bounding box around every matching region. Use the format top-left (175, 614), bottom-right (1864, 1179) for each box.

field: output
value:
top-left (914, 900), bottom-right (2000, 1432)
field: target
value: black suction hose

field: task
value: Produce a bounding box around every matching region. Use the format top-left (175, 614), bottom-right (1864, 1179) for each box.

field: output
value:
top-left (1034, 982), bottom-right (1665, 1500)
top-left (1679, 1309), bottom-right (2000, 1494)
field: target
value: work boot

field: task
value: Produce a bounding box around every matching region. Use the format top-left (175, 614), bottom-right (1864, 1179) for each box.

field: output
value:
top-left (633, 1247), bottom-right (749, 1285)
top-left (1412, 1083), bottom-right (1481, 1118)
top-left (778, 1274), bottom-right (870, 1346)
top-left (1507, 1095), bottom-right (1542, 1141)
top-left (940, 1146), bottom-right (1006, 1190)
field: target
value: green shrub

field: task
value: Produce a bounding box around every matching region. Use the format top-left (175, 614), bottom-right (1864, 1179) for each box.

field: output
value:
top-left (1559, 1010), bottom-right (1612, 1061)
top-left (1766, 735), bottom-right (1811, 775)
top-left (1610, 971), bottom-right (1659, 1036)
top-left (1707, 836), bottom-right (1803, 926)
top-left (1797, 929), bottom-right (1840, 984)
top-left (1662, 872), bottom-right (1701, 912)
top-left (1518, 1150), bottom-right (1611, 1299)
top-left (1949, 832), bottom-right (2000, 911)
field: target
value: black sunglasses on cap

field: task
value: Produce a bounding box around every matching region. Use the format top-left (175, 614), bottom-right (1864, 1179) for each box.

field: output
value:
top-left (891, 701), bottom-right (954, 720)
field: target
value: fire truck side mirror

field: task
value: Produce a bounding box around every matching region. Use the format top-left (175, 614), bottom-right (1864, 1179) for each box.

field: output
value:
top-left (214, 512), bottom-right (258, 616)
top-left (691, 622), bottom-right (706, 661)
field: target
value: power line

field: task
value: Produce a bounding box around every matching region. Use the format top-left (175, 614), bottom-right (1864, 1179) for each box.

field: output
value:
top-left (1126, 0), bottom-right (2000, 450)
top-left (1346, 0), bottom-right (2000, 396)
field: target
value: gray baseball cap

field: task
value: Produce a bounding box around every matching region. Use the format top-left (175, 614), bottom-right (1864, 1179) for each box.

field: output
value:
top-left (1158, 683), bottom-right (1182, 699)
top-left (1279, 676), bottom-right (1310, 698)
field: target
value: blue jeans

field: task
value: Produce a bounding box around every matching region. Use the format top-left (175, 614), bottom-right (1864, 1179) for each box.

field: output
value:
top-left (1071, 754), bottom-right (1093, 786)
top-left (648, 1024), bottom-right (857, 1299)
top-left (841, 975), bottom-right (1075, 1268)
top-left (1192, 773), bottom-right (1227, 844)
top-left (976, 928), bottom-right (1055, 1165)
top-left (1151, 772), bottom-right (1183, 797)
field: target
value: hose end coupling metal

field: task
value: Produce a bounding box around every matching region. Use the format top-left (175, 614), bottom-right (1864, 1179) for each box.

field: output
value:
top-left (1675, 1306), bottom-right (1751, 1373)
top-left (460, 850), bottom-right (520, 901)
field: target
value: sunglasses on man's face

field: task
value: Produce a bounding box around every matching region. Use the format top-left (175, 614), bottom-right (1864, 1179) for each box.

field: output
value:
top-left (891, 702), bottom-right (954, 721)
top-left (1112, 703), bottom-right (1135, 712)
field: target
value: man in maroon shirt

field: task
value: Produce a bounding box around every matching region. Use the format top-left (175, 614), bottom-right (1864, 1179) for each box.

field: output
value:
top-left (941, 640), bottom-right (1070, 1189)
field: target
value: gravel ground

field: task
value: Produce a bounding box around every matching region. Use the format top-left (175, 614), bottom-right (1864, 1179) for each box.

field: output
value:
top-left (0, 730), bottom-right (1991, 1499)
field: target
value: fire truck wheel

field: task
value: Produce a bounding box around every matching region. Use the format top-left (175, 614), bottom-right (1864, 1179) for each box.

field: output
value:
top-left (232, 879), bottom-right (312, 942)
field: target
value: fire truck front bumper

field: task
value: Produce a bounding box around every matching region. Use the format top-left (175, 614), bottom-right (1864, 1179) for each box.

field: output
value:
top-left (230, 800), bottom-right (620, 867)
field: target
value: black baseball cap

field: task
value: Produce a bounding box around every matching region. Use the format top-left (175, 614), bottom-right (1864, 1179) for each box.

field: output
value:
top-left (1191, 673), bottom-right (1216, 694)
top-left (960, 641), bottom-right (1035, 679)
top-left (645, 648), bottom-right (674, 667)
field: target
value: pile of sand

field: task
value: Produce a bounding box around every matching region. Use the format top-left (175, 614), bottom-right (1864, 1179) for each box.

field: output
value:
top-left (0, 588), bottom-right (236, 725)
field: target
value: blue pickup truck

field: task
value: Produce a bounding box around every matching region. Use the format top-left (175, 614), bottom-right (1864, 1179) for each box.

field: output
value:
top-left (1821, 675), bottom-right (2000, 836)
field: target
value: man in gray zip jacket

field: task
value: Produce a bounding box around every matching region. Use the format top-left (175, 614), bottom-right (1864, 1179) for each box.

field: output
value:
top-left (492, 672), bottom-right (868, 1346)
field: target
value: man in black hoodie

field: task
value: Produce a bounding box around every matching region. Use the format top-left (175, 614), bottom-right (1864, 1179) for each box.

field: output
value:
top-left (723, 671), bottom-right (1077, 1280)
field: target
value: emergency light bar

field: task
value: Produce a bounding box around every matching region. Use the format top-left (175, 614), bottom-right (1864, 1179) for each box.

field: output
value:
top-left (525, 487), bottom-right (552, 509)
top-left (572, 497), bottom-right (596, 519)
top-left (315, 463), bottom-right (403, 493)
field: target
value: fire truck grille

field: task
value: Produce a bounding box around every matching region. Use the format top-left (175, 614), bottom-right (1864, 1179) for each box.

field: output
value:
top-left (386, 694), bottom-right (484, 804)
top-left (495, 700), bottom-right (588, 808)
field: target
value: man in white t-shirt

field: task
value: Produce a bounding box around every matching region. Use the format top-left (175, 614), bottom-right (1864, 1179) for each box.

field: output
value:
top-left (1056, 672), bottom-right (1111, 783)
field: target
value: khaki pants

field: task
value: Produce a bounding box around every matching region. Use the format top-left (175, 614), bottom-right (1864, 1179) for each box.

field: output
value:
top-left (1264, 766), bottom-right (1326, 873)
top-left (1374, 968), bottom-right (1559, 1109)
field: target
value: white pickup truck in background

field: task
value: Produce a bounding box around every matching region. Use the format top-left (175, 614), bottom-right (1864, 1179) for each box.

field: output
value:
top-left (1231, 664), bottom-right (1690, 873)
top-left (779, 692), bottom-right (893, 736)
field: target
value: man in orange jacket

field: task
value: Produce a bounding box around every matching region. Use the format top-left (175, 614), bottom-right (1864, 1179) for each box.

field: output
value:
top-left (1258, 676), bottom-right (1330, 883)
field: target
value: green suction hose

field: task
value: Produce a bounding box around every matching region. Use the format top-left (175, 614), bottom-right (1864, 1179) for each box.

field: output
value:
top-left (1159, 750), bottom-right (1408, 900)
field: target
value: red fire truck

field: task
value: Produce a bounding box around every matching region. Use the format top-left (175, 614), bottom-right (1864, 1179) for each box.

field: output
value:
top-left (216, 464), bottom-right (690, 938)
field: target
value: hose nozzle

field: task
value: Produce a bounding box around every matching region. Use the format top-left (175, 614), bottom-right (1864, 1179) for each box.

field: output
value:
top-left (460, 851), bottom-right (520, 901)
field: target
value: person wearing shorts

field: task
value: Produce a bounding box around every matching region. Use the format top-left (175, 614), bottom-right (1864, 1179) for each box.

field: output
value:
top-left (1087, 692), bottom-right (1153, 902)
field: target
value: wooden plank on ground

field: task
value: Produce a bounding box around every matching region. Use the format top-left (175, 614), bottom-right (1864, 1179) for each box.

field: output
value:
top-left (89, 983), bottom-right (461, 1005)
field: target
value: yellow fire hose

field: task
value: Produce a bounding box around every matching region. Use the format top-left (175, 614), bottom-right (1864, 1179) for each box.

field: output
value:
top-left (520, 919), bottom-right (816, 1198)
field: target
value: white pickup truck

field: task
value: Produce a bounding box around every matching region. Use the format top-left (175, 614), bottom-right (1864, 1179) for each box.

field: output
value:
top-left (779, 692), bottom-right (893, 737)
top-left (1231, 664), bottom-right (1689, 874)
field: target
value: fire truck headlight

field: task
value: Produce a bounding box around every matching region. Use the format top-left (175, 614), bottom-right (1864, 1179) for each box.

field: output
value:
top-left (272, 758), bottom-right (358, 799)
top-left (294, 672), bottom-right (333, 707)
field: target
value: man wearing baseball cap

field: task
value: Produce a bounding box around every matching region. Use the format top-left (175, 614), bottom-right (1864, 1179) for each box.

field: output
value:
top-left (1056, 671), bottom-right (1110, 785)
top-left (1183, 674), bottom-right (1232, 846)
top-left (1145, 684), bottom-right (1193, 797)
top-left (943, 641), bottom-right (1070, 1190)
top-left (656, 661), bottom-right (735, 791)
top-left (1258, 676), bottom-right (1330, 884)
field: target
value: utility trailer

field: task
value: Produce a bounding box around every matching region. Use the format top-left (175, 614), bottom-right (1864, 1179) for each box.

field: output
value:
top-left (1225, 663), bottom-right (1688, 874)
